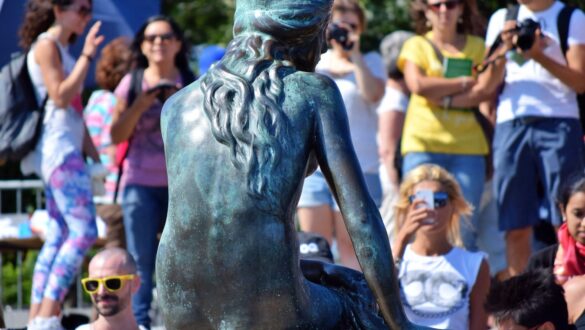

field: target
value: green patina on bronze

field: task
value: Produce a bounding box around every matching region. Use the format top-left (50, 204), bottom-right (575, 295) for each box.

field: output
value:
top-left (156, 0), bottom-right (431, 328)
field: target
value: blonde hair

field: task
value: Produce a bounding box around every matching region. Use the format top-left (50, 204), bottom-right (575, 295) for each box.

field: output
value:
top-left (394, 164), bottom-right (472, 246)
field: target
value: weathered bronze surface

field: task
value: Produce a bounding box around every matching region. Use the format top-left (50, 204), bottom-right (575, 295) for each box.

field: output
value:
top-left (156, 0), bottom-right (428, 328)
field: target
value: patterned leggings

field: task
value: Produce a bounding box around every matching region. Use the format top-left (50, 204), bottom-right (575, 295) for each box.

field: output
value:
top-left (31, 152), bottom-right (97, 304)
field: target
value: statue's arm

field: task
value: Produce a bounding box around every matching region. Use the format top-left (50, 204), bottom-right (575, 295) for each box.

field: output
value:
top-left (309, 75), bottom-right (422, 329)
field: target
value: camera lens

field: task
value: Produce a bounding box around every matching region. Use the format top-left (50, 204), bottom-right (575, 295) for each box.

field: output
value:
top-left (327, 23), bottom-right (353, 50)
top-left (515, 19), bottom-right (540, 51)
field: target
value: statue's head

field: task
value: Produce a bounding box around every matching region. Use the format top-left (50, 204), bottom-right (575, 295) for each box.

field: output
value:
top-left (233, 0), bottom-right (333, 71)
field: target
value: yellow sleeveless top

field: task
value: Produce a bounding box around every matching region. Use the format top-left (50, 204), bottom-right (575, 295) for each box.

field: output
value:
top-left (397, 32), bottom-right (488, 155)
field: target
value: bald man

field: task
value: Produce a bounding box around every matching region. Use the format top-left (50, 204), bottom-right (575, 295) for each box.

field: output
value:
top-left (76, 248), bottom-right (144, 330)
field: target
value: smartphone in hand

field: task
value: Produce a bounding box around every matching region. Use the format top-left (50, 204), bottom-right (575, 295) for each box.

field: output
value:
top-left (414, 189), bottom-right (435, 224)
top-left (147, 81), bottom-right (179, 103)
top-left (147, 82), bottom-right (178, 94)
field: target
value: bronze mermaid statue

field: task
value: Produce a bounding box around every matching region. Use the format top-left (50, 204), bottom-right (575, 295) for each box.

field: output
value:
top-left (156, 0), bottom-right (430, 328)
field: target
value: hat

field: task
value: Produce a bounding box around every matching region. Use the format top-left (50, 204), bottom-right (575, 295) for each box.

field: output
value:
top-left (297, 231), bottom-right (334, 264)
top-left (379, 30), bottom-right (415, 78)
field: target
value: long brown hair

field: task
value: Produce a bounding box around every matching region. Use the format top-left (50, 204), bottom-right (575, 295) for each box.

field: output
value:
top-left (19, 0), bottom-right (91, 49)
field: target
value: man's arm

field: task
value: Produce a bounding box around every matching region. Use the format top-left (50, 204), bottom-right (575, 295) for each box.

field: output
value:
top-left (527, 38), bottom-right (585, 93)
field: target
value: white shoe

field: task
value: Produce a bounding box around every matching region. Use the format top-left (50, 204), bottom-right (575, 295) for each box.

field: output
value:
top-left (27, 316), bottom-right (64, 330)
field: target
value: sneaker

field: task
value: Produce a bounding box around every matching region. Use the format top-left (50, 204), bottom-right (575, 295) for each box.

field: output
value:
top-left (27, 316), bottom-right (64, 330)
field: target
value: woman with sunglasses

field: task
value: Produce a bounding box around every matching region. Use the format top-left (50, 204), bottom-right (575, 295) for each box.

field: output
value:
top-left (18, 0), bottom-right (103, 328)
top-left (397, 0), bottom-right (489, 253)
top-left (297, 0), bottom-right (386, 270)
top-left (110, 15), bottom-right (194, 329)
top-left (393, 164), bottom-right (490, 329)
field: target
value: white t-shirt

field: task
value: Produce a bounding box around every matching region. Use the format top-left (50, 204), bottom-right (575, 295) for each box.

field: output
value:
top-left (20, 32), bottom-right (85, 181)
top-left (485, 1), bottom-right (585, 123)
top-left (316, 50), bottom-right (387, 173)
top-left (376, 86), bottom-right (409, 114)
top-left (398, 245), bottom-right (485, 330)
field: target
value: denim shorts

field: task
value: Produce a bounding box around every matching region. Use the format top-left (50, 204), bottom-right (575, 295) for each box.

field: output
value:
top-left (493, 117), bottom-right (585, 231)
top-left (297, 169), bottom-right (382, 211)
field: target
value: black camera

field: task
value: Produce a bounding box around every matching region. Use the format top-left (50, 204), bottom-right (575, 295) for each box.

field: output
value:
top-left (327, 23), bottom-right (353, 50)
top-left (513, 18), bottom-right (540, 51)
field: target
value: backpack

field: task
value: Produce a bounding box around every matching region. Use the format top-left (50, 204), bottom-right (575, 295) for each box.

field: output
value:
top-left (0, 51), bottom-right (48, 162)
top-left (507, 4), bottom-right (585, 132)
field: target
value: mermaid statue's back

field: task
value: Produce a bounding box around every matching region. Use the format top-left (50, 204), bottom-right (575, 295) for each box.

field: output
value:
top-left (156, 0), bottom-right (429, 329)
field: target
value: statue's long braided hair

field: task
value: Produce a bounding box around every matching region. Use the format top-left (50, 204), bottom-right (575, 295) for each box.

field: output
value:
top-left (200, 2), bottom-right (331, 207)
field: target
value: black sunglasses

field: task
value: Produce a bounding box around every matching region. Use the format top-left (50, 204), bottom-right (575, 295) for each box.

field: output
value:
top-left (428, 0), bottom-right (461, 11)
top-left (408, 191), bottom-right (450, 209)
top-left (143, 32), bottom-right (176, 43)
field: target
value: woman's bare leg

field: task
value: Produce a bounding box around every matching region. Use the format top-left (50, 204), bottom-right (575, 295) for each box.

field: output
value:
top-left (334, 212), bottom-right (360, 270)
top-left (297, 205), bottom-right (335, 244)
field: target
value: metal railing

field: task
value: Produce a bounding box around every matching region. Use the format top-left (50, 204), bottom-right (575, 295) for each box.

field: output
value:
top-left (0, 180), bottom-right (44, 309)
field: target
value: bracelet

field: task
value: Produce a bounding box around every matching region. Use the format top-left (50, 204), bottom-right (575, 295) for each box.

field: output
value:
top-left (442, 95), bottom-right (453, 109)
top-left (81, 53), bottom-right (94, 62)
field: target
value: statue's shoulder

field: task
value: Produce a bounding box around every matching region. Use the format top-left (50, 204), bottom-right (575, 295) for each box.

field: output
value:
top-left (286, 70), bottom-right (336, 89)
top-left (284, 71), bottom-right (341, 102)
top-left (161, 80), bottom-right (204, 133)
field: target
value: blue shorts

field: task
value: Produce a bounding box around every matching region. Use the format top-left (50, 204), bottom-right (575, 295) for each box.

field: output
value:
top-left (297, 169), bottom-right (382, 211)
top-left (493, 117), bottom-right (584, 231)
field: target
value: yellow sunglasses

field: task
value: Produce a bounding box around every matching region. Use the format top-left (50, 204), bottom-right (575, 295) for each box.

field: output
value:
top-left (81, 275), bottom-right (135, 294)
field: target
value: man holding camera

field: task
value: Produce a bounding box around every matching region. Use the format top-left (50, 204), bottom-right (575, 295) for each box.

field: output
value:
top-left (484, 0), bottom-right (585, 278)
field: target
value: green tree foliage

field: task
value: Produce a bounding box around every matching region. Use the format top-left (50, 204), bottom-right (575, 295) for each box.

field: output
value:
top-left (161, 0), bottom-right (585, 51)
top-left (2, 251), bottom-right (36, 306)
top-left (161, 0), bottom-right (235, 46)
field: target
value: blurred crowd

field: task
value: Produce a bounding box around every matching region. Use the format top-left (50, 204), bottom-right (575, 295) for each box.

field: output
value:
top-left (2, 0), bottom-right (585, 329)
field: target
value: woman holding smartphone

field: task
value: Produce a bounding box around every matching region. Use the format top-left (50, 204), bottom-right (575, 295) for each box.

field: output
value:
top-left (397, 0), bottom-right (488, 252)
top-left (393, 164), bottom-right (490, 329)
top-left (110, 15), bottom-right (194, 329)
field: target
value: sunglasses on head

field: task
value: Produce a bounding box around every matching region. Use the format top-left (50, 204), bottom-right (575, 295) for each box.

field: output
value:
top-left (408, 191), bottom-right (450, 209)
top-left (81, 275), bottom-right (135, 294)
top-left (143, 32), bottom-right (176, 43)
top-left (66, 4), bottom-right (92, 18)
top-left (428, 0), bottom-right (461, 11)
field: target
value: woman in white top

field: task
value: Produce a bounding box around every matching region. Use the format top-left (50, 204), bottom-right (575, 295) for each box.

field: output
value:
top-left (18, 0), bottom-right (103, 328)
top-left (296, 0), bottom-right (385, 270)
top-left (392, 164), bottom-right (490, 330)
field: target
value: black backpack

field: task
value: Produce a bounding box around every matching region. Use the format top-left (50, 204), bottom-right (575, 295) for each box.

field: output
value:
top-left (508, 4), bottom-right (585, 132)
top-left (0, 51), bottom-right (49, 162)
